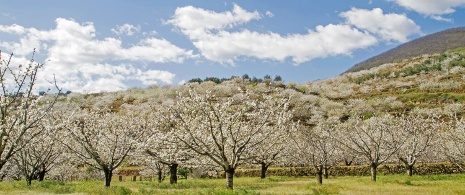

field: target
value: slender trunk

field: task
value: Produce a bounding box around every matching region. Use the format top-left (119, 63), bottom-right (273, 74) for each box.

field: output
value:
top-left (399, 157), bottom-right (415, 177)
top-left (26, 177), bottom-right (32, 186)
top-left (323, 165), bottom-right (329, 179)
top-left (370, 163), bottom-right (378, 182)
top-left (157, 169), bottom-right (163, 183)
top-left (260, 162), bottom-right (269, 179)
top-left (225, 167), bottom-right (235, 190)
top-left (407, 164), bottom-right (414, 176)
top-left (169, 163), bottom-right (178, 184)
top-left (104, 169), bottom-right (113, 187)
top-left (344, 158), bottom-right (353, 166)
top-left (316, 165), bottom-right (323, 184)
top-left (38, 170), bottom-right (46, 182)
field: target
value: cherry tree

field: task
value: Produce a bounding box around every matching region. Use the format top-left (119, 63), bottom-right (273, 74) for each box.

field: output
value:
top-left (245, 90), bottom-right (293, 179)
top-left (13, 125), bottom-right (61, 185)
top-left (291, 120), bottom-right (338, 184)
top-left (58, 110), bottom-right (149, 187)
top-left (246, 125), bottom-right (291, 179)
top-left (139, 160), bottom-right (167, 183)
top-left (335, 115), bottom-right (405, 182)
top-left (397, 115), bottom-right (441, 176)
top-left (133, 99), bottom-right (195, 184)
top-left (441, 115), bottom-right (465, 170)
top-left (0, 161), bottom-right (21, 181)
top-left (144, 129), bottom-right (195, 184)
top-left (12, 111), bottom-right (68, 185)
top-left (0, 50), bottom-right (60, 172)
top-left (170, 89), bottom-right (292, 189)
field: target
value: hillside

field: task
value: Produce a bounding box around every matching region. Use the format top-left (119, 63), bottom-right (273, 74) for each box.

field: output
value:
top-left (45, 47), bottom-right (465, 127)
top-left (310, 47), bottom-right (465, 117)
top-left (347, 27), bottom-right (465, 73)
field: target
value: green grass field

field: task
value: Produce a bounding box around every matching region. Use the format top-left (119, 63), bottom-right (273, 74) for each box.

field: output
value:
top-left (1, 174), bottom-right (465, 195)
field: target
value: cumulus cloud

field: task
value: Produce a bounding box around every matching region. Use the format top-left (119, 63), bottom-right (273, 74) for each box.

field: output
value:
top-left (191, 25), bottom-right (377, 65)
top-left (340, 8), bottom-right (421, 42)
top-left (135, 70), bottom-right (175, 86)
top-left (167, 4), bottom-right (261, 39)
top-left (0, 5), bottom-right (425, 92)
top-left (430, 15), bottom-right (453, 22)
top-left (265, 11), bottom-right (274, 17)
top-left (168, 5), bottom-right (419, 65)
top-left (389, 0), bottom-right (465, 21)
top-left (122, 38), bottom-right (193, 63)
top-left (0, 24), bottom-right (27, 34)
top-left (111, 23), bottom-right (141, 36)
top-left (0, 18), bottom-right (194, 92)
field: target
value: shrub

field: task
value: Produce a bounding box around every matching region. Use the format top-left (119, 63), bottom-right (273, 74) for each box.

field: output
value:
top-left (232, 162), bottom-right (465, 177)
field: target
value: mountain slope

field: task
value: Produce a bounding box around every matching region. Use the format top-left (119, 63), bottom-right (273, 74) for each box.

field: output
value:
top-left (347, 27), bottom-right (465, 73)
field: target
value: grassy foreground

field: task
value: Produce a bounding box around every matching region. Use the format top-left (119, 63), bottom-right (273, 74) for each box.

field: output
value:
top-left (1, 174), bottom-right (465, 195)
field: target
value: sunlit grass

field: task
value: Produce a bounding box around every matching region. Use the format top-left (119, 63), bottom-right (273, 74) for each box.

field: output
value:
top-left (1, 174), bottom-right (465, 194)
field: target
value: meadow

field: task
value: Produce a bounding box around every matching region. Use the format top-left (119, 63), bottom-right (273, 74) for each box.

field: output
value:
top-left (1, 174), bottom-right (465, 195)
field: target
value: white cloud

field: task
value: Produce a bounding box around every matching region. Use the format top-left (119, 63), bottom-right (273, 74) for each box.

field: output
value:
top-left (192, 25), bottom-right (377, 65)
top-left (0, 24), bottom-right (27, 34)
top-left (389, 0), bottom-right (465, 21)
top-left (0, 18), bottom-right (194, 93)
top-left (169, 5), bottom-right (421, 65)
top-left (431, 15), bottom-right (453, 22)
top-left (135, 70), bottom-right (175, 85)
top-left (111, 23), bottom-right (141, 36)
top-left (81, 77), bottom-right (128, 92)
top-left (0, 27), bottom-right (48, 56)
top-left (266, 11), bottom-right (274, 17)
top-left (340, 8), bottom-right (421, 43)
top-left (167, 4), bottom-right (261, 39)
top-left (122, 38), bottom-right (194, 63)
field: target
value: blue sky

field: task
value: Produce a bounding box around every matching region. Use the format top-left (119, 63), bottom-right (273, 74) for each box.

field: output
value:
top-left (1, 0), bottom-right (465, 92)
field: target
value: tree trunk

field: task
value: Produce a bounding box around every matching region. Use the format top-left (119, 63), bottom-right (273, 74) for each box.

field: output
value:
top-left (157, 169), bottom-right (163, 183)
top-left (260, 162), bottom-right (269, 179)
top-left (37, 163), bottom-right (47, 182)
top-left (0, 161), bottom-right (5, 173)
top-left (26, 177), bottom-right (33, 186)
top-left (370, 163), bottom-right (378, 182)
top-left (323, 165), bottom-right (329, 179)
top-left (225, 167), bottom-right (235, 190)
top-left (407, 164), bottom-right (414, 176)
top-left (344, 158), bottom-right (353, 166)
top-left (169, 163), bottom-right (178, 184)
top-left (399, 157), bottom-right (415, 177)
top-left (38, 170), bottom-right (46, 182)
top-left (316, 165), bottom-right (323, 184)
top-left (104, 169), bottom-right (113, 187)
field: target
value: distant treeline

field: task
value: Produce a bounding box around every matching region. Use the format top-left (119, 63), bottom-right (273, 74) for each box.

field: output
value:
top-left (187, 74), bottom-right (283, 84)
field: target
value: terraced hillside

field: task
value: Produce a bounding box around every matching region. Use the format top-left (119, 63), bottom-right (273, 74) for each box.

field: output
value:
top-left (348, 27), bottom-right (465, 73)
top-left (46, 47), bottom-right (465, 127)
top-left (307, 47), bottom-right (465, 118)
